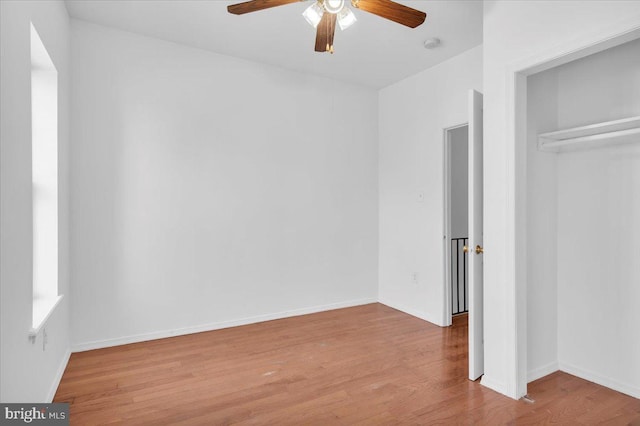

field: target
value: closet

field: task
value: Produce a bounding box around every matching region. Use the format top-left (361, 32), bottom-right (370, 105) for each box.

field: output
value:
top-left (525, 37), bottom-right (640, 397)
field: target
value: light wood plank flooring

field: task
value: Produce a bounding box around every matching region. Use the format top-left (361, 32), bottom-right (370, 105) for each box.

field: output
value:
top-left (54, 303), bottom-right (640, 425)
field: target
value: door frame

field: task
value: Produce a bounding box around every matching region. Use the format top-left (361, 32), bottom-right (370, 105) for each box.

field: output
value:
top-left (504, 19), bottom-right (640, 399)
top-left (442, 123), bottom-right (469, 327)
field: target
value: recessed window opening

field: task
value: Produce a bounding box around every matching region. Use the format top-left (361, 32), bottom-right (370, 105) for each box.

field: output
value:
top-left (30, 23), bottom-right (60, 332)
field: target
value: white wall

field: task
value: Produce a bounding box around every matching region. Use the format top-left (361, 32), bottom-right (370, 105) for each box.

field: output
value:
top-left (378, 46), bottom-right (482, 326)
top-left (482, 0), bottom-right (640, 398)
top-left (0, 0), bottom-right (71, 402)
top-left (525, 64), bottom-right (559, 383)
top-left (70, 21), bottom-right (379, 350)
top-left (557, 146), bottom-right (640, 397)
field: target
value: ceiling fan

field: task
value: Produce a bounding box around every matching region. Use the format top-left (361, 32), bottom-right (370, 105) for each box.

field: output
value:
top-left (227, 0), bottom-right (427, 54)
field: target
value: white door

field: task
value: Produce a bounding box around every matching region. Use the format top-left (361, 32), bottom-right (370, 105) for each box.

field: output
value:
top-left (468, 89), bottom-right (484, 381)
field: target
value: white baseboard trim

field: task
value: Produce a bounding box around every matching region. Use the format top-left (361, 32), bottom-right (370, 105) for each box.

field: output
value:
top-left (72, 297), bottom-right (377, 353)
top-left (377, 298), bottom-right (444, 327)
top-left (46, 348), bottom-right (71, 402)
top-left (559, 362), bottom-right (640, 399)
top-left (527, 361), bottom-right (559, 383)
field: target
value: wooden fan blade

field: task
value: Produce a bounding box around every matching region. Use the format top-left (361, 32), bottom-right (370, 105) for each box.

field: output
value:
top-left (352, 0), bottom-right (426, 28)
top-left (227, 0), bottom-right (301, 15)
top-left (314, 12), bottom-right (337, 53)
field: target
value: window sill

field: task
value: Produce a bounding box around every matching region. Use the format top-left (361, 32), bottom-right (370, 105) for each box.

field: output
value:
top-left (30, 295), bottom-right (63, 338)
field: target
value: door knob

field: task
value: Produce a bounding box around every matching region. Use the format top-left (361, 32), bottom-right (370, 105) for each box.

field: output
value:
top-left (475, 245), bottom-right (484, 254)
top-left (463, 245), bottom-right (469, 253)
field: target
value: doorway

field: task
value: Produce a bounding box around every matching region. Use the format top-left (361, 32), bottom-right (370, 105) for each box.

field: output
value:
top-left (444, 124), bottom-right (469, 321)
top-left (508, 25), bottom-right (640, 398)
top-left (523, 37), bottom-right (640, 398)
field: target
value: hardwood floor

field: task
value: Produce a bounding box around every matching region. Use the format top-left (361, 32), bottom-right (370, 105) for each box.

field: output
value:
top-left (55, 304), bottom-right (640, 425)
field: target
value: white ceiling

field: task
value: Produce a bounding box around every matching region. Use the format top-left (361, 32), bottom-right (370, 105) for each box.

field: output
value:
top-left (64, 0), bottom-right (483, 88)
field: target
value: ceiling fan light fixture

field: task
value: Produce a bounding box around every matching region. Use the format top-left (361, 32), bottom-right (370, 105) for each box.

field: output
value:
top-left (337, 7), bottom-right (356, 30)
top-left (303, 1), bottom-right (324, 28)
top-left (324, 0), bottom-right (345, 14)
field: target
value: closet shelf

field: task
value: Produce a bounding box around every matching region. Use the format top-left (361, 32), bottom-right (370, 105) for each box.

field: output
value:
top-left (537, 116), bottom-right (640, 153)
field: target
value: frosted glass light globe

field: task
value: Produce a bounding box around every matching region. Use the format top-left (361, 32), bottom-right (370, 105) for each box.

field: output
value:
top-left (324, 0), bottom-right (345, 14)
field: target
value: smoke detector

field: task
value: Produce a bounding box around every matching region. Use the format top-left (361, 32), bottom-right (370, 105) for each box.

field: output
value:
top-left (423, 38), bottom-right (441, 49)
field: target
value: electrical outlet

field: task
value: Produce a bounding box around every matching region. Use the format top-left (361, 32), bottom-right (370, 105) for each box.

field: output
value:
top-left (417, 192), bottom-right (425, 203)
top-left (412, 272), bottom-right (419, 284)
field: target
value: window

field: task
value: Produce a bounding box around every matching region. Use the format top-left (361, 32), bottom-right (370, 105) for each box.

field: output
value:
top-left (30, 23), bottom-right (61, 334)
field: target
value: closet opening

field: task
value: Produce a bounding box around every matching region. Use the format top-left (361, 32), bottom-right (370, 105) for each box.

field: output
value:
top-left (522, 36), bottom-right (640, 399)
